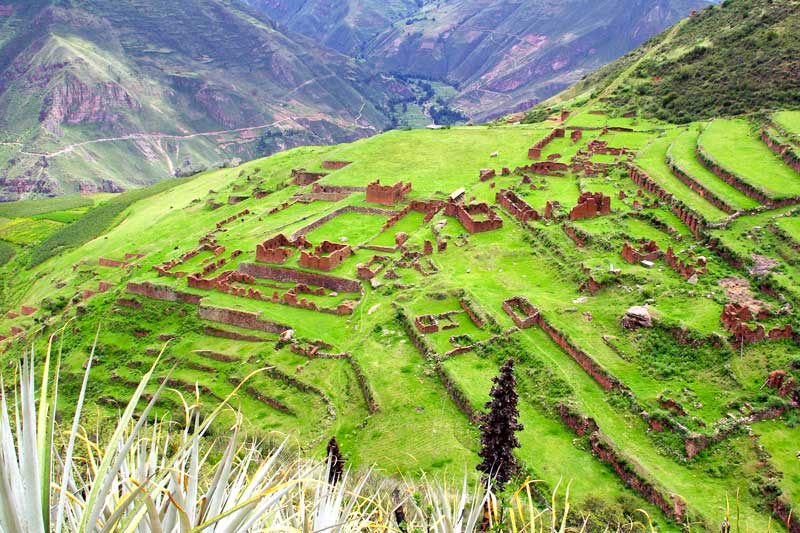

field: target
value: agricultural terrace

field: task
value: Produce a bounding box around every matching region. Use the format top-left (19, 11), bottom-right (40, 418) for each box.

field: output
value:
top-left (699, 118), bottom-right (800, 200)
top-left (1, 110), bottom-right (800, 532)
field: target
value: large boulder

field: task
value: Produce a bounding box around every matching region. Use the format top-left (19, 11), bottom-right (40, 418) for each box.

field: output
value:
top-left (622, 306), bottom-right (652, 329)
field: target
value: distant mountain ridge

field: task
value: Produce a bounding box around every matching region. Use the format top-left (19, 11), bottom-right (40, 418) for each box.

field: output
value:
top-left (0, 0), bottom-right (712, 199)
top-left (254, 0), bottom-right (710, 121)
top-left (0, 0), bottom-right (403, 199)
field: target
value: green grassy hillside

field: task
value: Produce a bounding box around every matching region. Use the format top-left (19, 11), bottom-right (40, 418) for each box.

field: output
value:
top-left (543, 0), bottom-right (800, 123)
top-left (2, 95), bottom-right (800, 529)
top-left (0, 0), bottom-right (416, 199)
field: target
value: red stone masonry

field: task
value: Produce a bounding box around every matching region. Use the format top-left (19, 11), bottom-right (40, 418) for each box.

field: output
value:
top-left (299, 241), bottom-right (352, 271)
top-left (255, 234), bottom-right (311, 264)
top-left (502, 297), bottom-right (540, 329)
top-left (291, 168), bottom-right (328, 185)
top-left (238, 262), bottom-right (362, 293)
top-left (621, 241), bottom-right (661, 264)
top-left (99, 257), bottom-right (128, 268)
top-left (479, 169), bottom-right (496, 182)
top-left (126, 281), bottom-right (203, 304)
top-left (444, 201), bottom-right (502, 234)
top-left (516, 161), bottom-right (569, 176)
top-left (528, 128), bottom-right (565, 160)
top-left (321, 160), bottom-right (352, 170)
top-left (21, 306), bottom-right (37, 316)
top-left (627, 164), bottom-right (704, 237)
top-left (720, 303), bottom-right (796, 345)
top-left (366, 180), bottom-right (411, 206)
top-left (569, 192), bottom-right (611, 221)
top-left (762, 129), bottom-right (800, 175)
top-left (198, 304), bottom-right (290, 334)
top-left (496, 189), bottom-right (540, 222)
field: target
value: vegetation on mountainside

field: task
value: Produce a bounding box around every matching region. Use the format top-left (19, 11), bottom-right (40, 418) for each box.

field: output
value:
top-left (1, 1), bottom-right (800, 529)
top-left (0, 195), bottom-right (93, 218)
top-left (28, 177), bottom-right (192, 268)
top-left (558, 0), bottom-right (800, 123)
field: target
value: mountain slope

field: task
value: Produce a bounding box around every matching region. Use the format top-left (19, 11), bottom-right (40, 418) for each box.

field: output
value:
top-left (250, 0), bottom-right (710, 122)
top-left (0, 0), bottom-right (403, 199)
top-left (363, 0), bottom-right (710, 120)
top-left (243, 0), bottom-right (426, 56)
top-left (540, 0), bottom-right (800, 123)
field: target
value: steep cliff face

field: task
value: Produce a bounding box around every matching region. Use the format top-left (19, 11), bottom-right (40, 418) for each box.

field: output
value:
top-left (39, 73), bottom-right (140, 135)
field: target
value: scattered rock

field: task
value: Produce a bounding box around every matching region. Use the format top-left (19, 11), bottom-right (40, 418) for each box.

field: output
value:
top-left (572, 296), bottom-right (588, 304)
top-left (687, 274), bottom-right (698, 285)
top-left (622, 306), bottom-right (652, 329)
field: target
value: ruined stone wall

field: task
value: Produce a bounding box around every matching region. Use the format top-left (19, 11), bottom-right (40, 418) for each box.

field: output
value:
top-left (238, 262), bottom-right (361, 293)
top-left (695, 145), bottom-right (774, 205)
top-left (99, 257), bottom-right (128, 268)
top-left (255, 234), bottom-right (310, 264)
top-left (496, 189), bottom-right (540, 222)
top-left (197, 304), bottom-right (289, 333)
top-left (627, 165), bottom-right (704, 237)
top-left (569, 192), bottom-right (611, 221)
top-left (621, 241), bottom-right (662, 264)
top-left (126, 281), bottom-right (202, 304)
top-left (299, 241), bottom-right (352, 271)
top-left (666, 153), bottom-right (734, 214)
top-left (291, 205), bottom-right (399, 238)
top-left (291, 168), bottom-right (328, 185)
top-left (366, 180), bottom-right (411, 205)
top-left (434, 362), bottom-right (479, 423)
top-left (528, 128), bottom-right (565, 160)
top-left (762, 130), bottom-right (800, 175)
top-left (589, 434), bottom-right (687, 522)
top-left (321, 160), bottom-right (352, 170)
top-left (516, 161), bottom-right (569, 176)
top-left (720, 303), bottom-right (795, 345)
top-left (444, 201), bottom-right (502, 234)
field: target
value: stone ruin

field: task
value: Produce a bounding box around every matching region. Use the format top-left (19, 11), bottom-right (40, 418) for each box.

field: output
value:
top-left (291, 168), bottom-right (328, 186)
top-left (299, 241), bottom-right (353, 271)
top-left (414, 311), bottom-right (461, 334)
top-left (502, 296), bottom-right (540, 329)
top-left (366, 180), bottom-right (411, 206)
top-left (496, 189), bottom-right (540, 222)
top-left (664, 246), bottom-right (707, 280)
top-left (569, 192), bottom-right (611, 221)
top-left (479, 169), bottom-right (496, 182)
top-left (356, 255), bottom-right (391, 280)
top-left (255, 234), bottom-right (311, 264)
top-left (321, 161), bottom-right (352, 170)
top-left (720, 303), bottom-right (795, 345)
top-left (621, 241), bottom-right (661, 265)
top-left (443, 200), bottom-right (502, 234)
top-left (516, 161), bottom-right (569, 177)
top-left (570, 130), bottom-right (583, 143)
top-left (528, 128), bottom-right (565, 160)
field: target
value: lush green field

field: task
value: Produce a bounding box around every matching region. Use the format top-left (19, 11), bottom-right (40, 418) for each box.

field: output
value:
top-left (699, 119), bottom-right (800, 199)
top-left (668, 127), bottom-right (761, 211)
top-left (774, 110), bottom-right (800, 136)
top-left (1, 109), bottom-right (798, 531)
top-left (636, 129), bottom-right (728, 222)
top-left (0, 194), bottom-right (94, 218)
